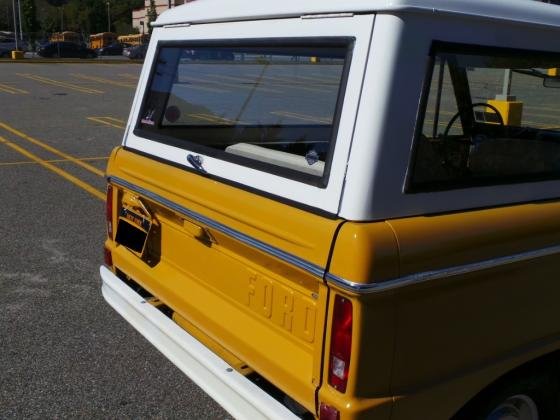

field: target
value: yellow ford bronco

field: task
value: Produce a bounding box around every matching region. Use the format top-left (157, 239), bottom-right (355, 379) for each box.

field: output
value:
top-left (101, 0), bottom-right (560, 418)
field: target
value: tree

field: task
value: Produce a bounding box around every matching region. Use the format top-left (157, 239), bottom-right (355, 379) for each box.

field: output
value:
top-left (0, 0), bottom-right (13, 32)
top-left (32, 0), bottom-right (142, 38)
top-left (21, 0), bottom-right (39, 42)
top-left (146, 0), bottom-right (156, 34)
top-left (45, 0), bottom-right (68, 6)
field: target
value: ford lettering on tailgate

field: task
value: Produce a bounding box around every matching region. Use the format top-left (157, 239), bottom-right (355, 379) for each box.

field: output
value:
top-left (247, 273), bottom-right (316, 343)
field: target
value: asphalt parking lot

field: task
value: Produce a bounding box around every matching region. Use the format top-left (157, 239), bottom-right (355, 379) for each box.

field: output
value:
top-left (0, 61), bottom-right (229, 418)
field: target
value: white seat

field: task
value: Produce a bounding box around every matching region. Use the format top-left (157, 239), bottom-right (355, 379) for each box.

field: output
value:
top-left (225, 143), bottom-right (324, 177)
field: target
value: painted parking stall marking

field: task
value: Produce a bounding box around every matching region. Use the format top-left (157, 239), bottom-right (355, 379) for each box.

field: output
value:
top-left (118, 73), bottom-right (139, 81)
top-left (71, 73), bottom-right (137, 89)
top-left (271, 111), bottom-right (332, 124)
top-left (186, 113), bottom-right (241, 125)
top-left (0, 156), bottom-right (107, 167)
top-left (0, 121), bottom-right (105, 177)
top-left (16, 73), bottom-right (104, 94)
top-left (0, 135), bottom-right (105, 201)
top-left (243, 73), bottom-right (332, 93)
top-left (0, 83), bottom-right (28, 95)
top-left (205, 74), bottom-right (284, 93)
top-left (87, 116), bottom-right (126, 130)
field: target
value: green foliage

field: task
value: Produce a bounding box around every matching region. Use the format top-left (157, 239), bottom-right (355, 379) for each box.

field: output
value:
top-left (46, 0), bottom-right (68, 6)
top-left (15, 0), bottom-right (142, 38)
top-left (146, 0), bottom-right (156, 34)
top-left (21, 0), bottom-right (39, 41)
top-left (0, 0), bottom-right (13, 31)
top-left (114, 20), bottom-right (135, 36)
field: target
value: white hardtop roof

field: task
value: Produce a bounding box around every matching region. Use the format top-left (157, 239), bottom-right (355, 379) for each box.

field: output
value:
top-left (154, 0), bottom-right (560, 29)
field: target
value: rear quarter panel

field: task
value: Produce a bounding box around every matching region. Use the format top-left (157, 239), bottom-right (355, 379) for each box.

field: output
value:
top-left (387, 202), bottom-right (560, 418)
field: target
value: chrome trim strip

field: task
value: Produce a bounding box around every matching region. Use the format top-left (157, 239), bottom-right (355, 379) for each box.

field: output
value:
top-left (326, 244), bottom-right (560, 294)
top-left (109, 176), bottom-right (325, 278)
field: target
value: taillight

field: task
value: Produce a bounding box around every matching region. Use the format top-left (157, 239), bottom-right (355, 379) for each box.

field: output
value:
top-left (106, 184), bottom-right (113, 239)
top-left (319, 403), bottom-right (340, 420)
top-left (328, 295), bottom-right (353, 393)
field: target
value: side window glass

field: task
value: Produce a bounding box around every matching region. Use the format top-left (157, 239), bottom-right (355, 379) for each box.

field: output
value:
top-left (422, 58), bottom-right (463, 139)
top-left (409, 45), bottom-right (560, 191)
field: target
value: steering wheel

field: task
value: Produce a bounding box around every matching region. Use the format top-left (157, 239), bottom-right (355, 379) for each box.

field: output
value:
top-left (439, 102), bottom-right (505, 175)
top-left (443, 102), bottom-right (505, 139)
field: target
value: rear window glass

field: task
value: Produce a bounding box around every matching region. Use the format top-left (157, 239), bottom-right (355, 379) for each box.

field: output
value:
top-left (409, 43), bottom-right (560, 192)
top-left (135, 39), bottom-right (353, 186)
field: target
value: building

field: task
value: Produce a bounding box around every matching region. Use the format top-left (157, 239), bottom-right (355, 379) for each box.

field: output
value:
top-left (132, 0), bottom-right (194, 34)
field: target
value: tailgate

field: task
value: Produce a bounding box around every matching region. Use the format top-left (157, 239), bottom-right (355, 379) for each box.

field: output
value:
top-left (105, 147), bottom-right (343, 412)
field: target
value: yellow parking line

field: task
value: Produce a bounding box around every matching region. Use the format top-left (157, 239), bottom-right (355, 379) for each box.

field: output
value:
top-left (245, 74), bottom-right (331, 93)
top-left (103, 116), bottom-right (126, 124)
top-left (88, 117), bottom-right (125, 129)
top-left (280, 73), bottom-right (339, 87)
top-left (424, 119), bottom-right (452, 129)
top-left (525, 105), bottom-right (560, 114)
top-left (425, 110), bottom-right (456, 117)
top-left (0, 85), bottom-right (16, 94)
top-left (174, 82), bottom-right (229, 94)
top-left (0, 83), bottom-right (28, 94)
top-left (16, 73), bottom-right (103, 94)
top-left (71, 73), bottom-right (137, 89)
top-left (184, 76), bottom-right (281, 93)
top-left (311, 73), bottom-right (342, 81)
top-left (523, 111), bottom-right (560, 121)
top-left (271, 111), bottom-right (331, 124)
top-left (0, 121), bottom-right (104, 177)
top-left (206, 74), bottom-right (283, 92)
top-left (524, 120), bottom-right (560, 129)
top-left (118, 73), bottom-right (139, 80)
top-left (0, 156), bottom-right (107, 167)
top-left (0, 136), bottom-right (105, 201)
top-left (187, 114), bottom-right (237, 125)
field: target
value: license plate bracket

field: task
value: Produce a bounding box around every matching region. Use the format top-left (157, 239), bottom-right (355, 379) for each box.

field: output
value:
top-left (116, 207), bottom-right (151, 255)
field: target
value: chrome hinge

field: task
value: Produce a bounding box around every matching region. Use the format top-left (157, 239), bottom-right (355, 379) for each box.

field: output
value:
top-left (301, 13), bottom-right (354, 19)
top-left (163, 23), bottom-right (192, 28)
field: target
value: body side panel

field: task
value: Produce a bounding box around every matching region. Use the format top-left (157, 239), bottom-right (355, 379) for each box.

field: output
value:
top-left (387, 201), bottom-right (560, 416)
top-left (326, 201), bottom-right (560, 417)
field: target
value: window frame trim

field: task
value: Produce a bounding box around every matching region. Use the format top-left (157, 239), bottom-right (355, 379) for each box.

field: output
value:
top-left (132, 36), bottom-right (355, 188)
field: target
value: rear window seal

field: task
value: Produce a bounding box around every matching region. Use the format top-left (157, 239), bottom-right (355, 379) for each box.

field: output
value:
top-left (132, 36), bottom-right (355, 189)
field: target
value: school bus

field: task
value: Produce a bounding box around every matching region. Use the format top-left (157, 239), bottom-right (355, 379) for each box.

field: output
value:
top-left (89, 32), bottom-right (117, 49)
top-left (117, 34), bottom-right (150, 46)
top-left (49, 31), bottom-right (80, 44)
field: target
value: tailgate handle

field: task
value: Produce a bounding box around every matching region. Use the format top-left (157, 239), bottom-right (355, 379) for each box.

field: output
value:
top-left (183, 218), bottom-right (215, 245)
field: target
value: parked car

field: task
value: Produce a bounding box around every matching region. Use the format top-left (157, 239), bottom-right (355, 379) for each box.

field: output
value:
top-left (0, 37), bottom-right (29, 52)
top-left (37, 42), bottom-right (96, 58)
top-left (123, 43), bottom-right (148, 59)
top-left (96, 42), bottom-right (125, 56)
top-left (101, 1), bottom-right (560, 419)
top-left (181, 48), bottom-right (235, 61)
